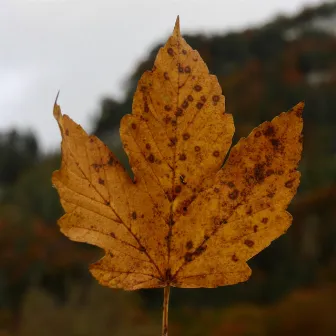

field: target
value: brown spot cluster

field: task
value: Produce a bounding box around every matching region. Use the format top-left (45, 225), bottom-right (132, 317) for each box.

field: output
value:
top-left (92, 163), bottom-right (102, 172)
top-left (184, 244), bottom-right (207, 263)
top-left (98, 178), bottom-right (105, 185)
top-left (264, 125), bottom-right (275, 137)
top-left (244, 239), bottom-right (254, 248)
top-left (194, 85), bottom-right (202, 92)
top-left (254, 163), bottom-right (266, 183)
top-left (228, 189), bottom-right (239, 200)
top-left (132, 211), bottom-right (137, 220)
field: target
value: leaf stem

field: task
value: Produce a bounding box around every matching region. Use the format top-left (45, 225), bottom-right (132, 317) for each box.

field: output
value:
top-left (162, 285), bottom-right (170, 336)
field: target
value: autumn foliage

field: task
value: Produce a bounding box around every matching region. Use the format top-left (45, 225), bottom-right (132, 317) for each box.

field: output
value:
top-left (52, 16), bottom-right (303, 300)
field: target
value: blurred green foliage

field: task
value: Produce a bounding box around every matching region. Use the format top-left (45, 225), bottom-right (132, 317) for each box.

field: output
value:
top-left (0, 2), bottom-right (336, 335)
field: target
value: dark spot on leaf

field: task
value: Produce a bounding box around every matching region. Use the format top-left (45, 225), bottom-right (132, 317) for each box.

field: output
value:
top-left (244, 239), bottom-right (254, 247)
top-left (186, 241), bottom-right (193, 250)
top-left (180, 175), bottom-right (187, 185)
top-left (164, 72), bottom-right (169, 80)
top-left (110, 232), bottom-right (116, 238)
top-left (179, 153), bottom-right (186, 161)
top-left (178, 64), bottom-right (184, 73)
top-left (267, 191), bottom-right (275, 198)
top-left (266, 169), bottom-right (274, 176)
top-left (255, 131), bottom-right (261, 137)
top-left (185, 66), bottom-right (191, 73)
top-left (246, 206), bottom-right (253, 215)
top-left (139, 246), bottom-right (146, 252)
top-left (228, 181), bottom-right (235, 189)
top-left (132, 211), bottom-right (137, 220)
top-left (167, 48), bottom-right (174, 56)
top-left (108, 156), bottom-right (114, 166)
top-left (92, 163), bottom-right (101, 172)
top-left (182, 49), bottom-right (187, 55)
top-left (182, 101), bottom-right (188, 109)
top-left (105, 200), bottom-right (110, 205)
top-left (171, 120), bottom-right (177, 126)
top-left (65, 129), bottom-right (69, 136)
top-left (131, 123), bottom-right (137, 130)
top-left (228, 189), bottom-right (239, 200)
top-left (253, 225), bottom-right (258, 232)
top-left (232, 254), bottom-right (239, 262)
top-left (176, 108), bottom-right (183, 117)
top-left (213, 150), bottom-right (220, 157)
top-left (277, 169), bottom-right (284, 175)
top-left (194, 245), bottom-right (207, 256)
top-left (196, 102), bottom-right (203, 109)
top-left (175, 185), bottom-right (182, 194)
top-left (144, 101), bottom-right (149, 112)
top-left (98, 178), bottom-right (105, 185)
top-left (212, 95), bottom-right (220, 102)
top-left (254, 163), bottom-right (265, 183)
top-left (200, 95), bottom-right (206, 102)
top-left (261, 217), bottom-right (268, 224)
top-left (214, 187), bottom-right (219, 193)
top-left (204, 235), bottom-right (209, 241)
top-left (194, 85), bottom-right (202, 92)
top-left (195, 146), bottom-right (201, 152)
top-left (164, 105), bottom-right (171, 111)
top-left (271, 138), bottom-right (280, 148)
top-left (183, 133), bottom-right (190, 140)
top-left (221, 219), bottom-right (228, 225)
top-left (146, 143), bottom-right (151, 150)
top-left (264, 125), bottom-right (275, 137)
top-left (148, 154), bottom-right (155, 163)
top-left (285, 180), bottom-right (294, 188)
top-left (187, 95), bottom-right (193, 102)
top-left (184, 253), bottom-right (193, 262)
top-left (163, 116), bottom-right (172, 124)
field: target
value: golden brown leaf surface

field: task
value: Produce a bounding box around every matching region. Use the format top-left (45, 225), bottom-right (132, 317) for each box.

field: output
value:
top-left (52, 18), bottom-right (303, 290)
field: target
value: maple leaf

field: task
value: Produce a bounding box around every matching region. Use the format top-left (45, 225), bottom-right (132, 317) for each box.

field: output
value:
top-left (52, 17), bottom-right (303, 335)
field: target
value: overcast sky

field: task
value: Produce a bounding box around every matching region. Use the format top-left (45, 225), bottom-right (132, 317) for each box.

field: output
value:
top-left (0, 0), bottom-right (324, 151)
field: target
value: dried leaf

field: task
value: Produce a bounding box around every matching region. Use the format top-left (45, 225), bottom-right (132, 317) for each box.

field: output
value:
top-left (52, 16), bottom-right (303, 323)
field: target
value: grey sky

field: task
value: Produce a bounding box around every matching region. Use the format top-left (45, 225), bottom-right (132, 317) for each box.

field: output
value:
top-left (0, 0), bottom-right (323, 151)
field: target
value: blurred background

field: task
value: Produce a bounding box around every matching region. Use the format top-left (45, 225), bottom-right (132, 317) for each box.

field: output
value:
top-left (1, 0), bottom-right (336, 335)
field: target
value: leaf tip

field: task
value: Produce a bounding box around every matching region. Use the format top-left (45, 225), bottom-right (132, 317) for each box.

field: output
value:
top-left (290, 101), bottom-right (305, 118)
top-left (53, 90), bottom-right (62, 121)
top-left (173, 15), bottom-right (181, 36)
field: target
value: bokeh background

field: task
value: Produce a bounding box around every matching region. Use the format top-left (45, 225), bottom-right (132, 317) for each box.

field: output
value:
top-left (1, 0), bottom-right (336, 335)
